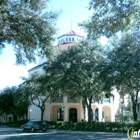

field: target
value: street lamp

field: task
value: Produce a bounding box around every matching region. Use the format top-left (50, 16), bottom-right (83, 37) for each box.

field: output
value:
top-left (120, 99), bottom-right (124, 123)
top-left (28, 109), bottom-right (32, 120)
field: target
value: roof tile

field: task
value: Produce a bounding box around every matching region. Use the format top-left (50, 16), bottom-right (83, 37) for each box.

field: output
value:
top-left (56, 42), bottom-right (77, 50)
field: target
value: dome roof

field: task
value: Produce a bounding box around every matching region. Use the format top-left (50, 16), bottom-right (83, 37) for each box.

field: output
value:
top-left (57, 30), bottom-right (84, 39)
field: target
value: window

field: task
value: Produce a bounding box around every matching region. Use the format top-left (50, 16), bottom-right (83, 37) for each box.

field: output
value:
top-left (51, 96), bottom-right (63, 103)
top-left (66, 38), bottom-right (68, 41)
top-left (69, 38), bottom-right (71, 41)
top-left (57, 108), bottom-right (64, 121)
top-left (72, 38), bottom-right (74, 41)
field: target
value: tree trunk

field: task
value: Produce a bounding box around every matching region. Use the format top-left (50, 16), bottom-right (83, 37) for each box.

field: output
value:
top-left (131, 95), bottom-right (137, 121)
top-left (87, 98), bottom-right (92, 125)
top-left (13, 115), bottom-right (17, 122)
top-left (5, 113), bottom-right (7, 123)
top-left (41, 108), bottom-right (44, 121)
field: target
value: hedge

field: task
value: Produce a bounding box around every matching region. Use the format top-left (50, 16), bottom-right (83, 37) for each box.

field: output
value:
top-left (3, 120), bottom-right (140, 133)
top-left (49, 121), bottom-right (140, 133)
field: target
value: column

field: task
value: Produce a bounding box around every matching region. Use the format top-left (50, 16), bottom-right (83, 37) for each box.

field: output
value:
top-left (63, 96), bottom-right (67, 122)
top-left (98, 105), bottom-right (102, 122)
top-left (93, 110), bottom-right (96, 121)
top-left (85, 106), bottom-right (88, 121)
top-left (64, 106), bottom-right (68, 122)
top-left (111, 97), bottom-right (115, 122)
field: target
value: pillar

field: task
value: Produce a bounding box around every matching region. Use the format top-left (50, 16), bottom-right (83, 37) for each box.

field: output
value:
top-left (93, 110), bottom-right (96, 121)
top-left (85, 106), bottom-right (88, 121)
top-left (98, 105), bottom-right (102, 122)
top-left (64, 106), bottom-right (68, 122)
top-left (110, 97), bottom-right (115, 122)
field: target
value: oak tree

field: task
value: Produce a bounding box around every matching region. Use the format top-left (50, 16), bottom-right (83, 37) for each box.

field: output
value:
top-left (0, 0), bottom-right (57, 64)
top-left (47, 41), bottom-right (106, 124)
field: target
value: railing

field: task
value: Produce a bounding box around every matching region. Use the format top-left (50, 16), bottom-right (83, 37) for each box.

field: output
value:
top-left (51, 97), bottom-right (63, 103)
top-left (51, 96), bottom-right (80, 103)
top-left (67, 98), bottom-right (80, 103)
top-left (104, 98), bottom-right (110, 103)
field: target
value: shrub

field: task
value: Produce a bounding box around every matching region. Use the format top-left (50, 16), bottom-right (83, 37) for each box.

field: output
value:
top-left (3, 120), bottom-right (139, 133)
top-left (5, 120), bottom-right (29, 127)
top-left (51, 121), bottom-right (140, 133)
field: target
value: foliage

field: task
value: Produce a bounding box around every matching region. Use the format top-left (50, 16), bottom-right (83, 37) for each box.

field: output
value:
top-left (4, 119), bottom-right (29, 127)
top-left (0, 86), bottom-right (28, 121)
top-left (100, 31), bottom-right (140, 121)
top-left (115, 100), bottom-right (133, 122)
top-left (21, 71), bottom-right (57, 121)
top-left (80, 0), bottom-right (140, 39)
top-left (0, 87), bottom-right (14, 116)
top-left (0, 0), bottom-right (57, 64)
top-left (49, 121), bottom-right (140, 133)
top-left (46, 40), bottom-right (107, 125)
top-left (79, 0), bottom-right (140, 122)
top-left (13, 86), bottom-right (29, 119)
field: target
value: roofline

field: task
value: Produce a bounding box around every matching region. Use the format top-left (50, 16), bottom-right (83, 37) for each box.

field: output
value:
top-left (28, 62), bottom-right (47, 72)
top-left (57, 34), bottom-right (85, 39)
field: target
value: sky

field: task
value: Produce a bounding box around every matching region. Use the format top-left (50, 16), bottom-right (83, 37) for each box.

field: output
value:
top-left (0, 0), bottom-right (93, 90)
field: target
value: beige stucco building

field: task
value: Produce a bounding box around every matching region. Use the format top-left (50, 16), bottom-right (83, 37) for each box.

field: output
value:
top-left (28, 83), bottom-right (117, 122)
top-left (28, 30), bottom-right (120, 122)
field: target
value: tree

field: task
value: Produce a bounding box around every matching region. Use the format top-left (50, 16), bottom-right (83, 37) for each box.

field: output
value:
top-left (100, 32), bottom-right (140, 121)
top-left (80, 0), bottom-right (140, 121)
top-left (13, 86), bottom-right (29, 120)
top-left (0, 0), bottom-right (57, 64)
top-left (0, 86), bottom-right (29, 121)
top-left (80, 0), bottom-right (140, 39)
top-left (47, 41), bottom-right (106, 125)
top-left (22, 71), bottom-right (55, 121)
top-left (0, 87), bottom-right (15, 122)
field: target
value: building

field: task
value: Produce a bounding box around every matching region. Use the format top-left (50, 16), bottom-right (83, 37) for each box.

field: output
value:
top-left (28, 30), bottom-right (119, 122)
top-left (136, 92), bottom-right (140, 120)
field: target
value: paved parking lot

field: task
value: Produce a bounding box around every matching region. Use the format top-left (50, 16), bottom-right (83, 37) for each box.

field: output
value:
top-left (0, 126), bottom-right (129, 140)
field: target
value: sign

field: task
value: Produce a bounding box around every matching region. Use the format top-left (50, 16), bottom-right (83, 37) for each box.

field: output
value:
top-left (127, 127), bottom-right (140, 139)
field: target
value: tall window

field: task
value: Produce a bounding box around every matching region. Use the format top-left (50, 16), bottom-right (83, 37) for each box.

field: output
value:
top-left (66, 38), bottom-right (68, 41)
top-left (69, 38), bottom-right (71, 41)
top-left (57, 108), bottom-right (64, 121)
top-left (72, 38), bottom-right (74, 41)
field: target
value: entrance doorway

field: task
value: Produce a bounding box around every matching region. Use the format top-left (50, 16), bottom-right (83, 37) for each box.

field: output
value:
top-left (69, 108), bottom-right (77, 122)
